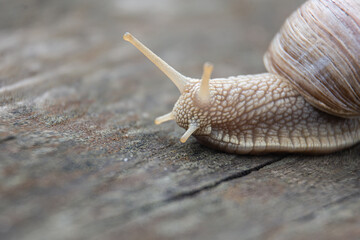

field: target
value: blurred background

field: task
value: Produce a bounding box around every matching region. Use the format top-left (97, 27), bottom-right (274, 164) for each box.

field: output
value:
top-left (0, 0), bottom-right (305, 95)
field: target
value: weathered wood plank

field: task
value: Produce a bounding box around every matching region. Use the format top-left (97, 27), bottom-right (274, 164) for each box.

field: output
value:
top-left (112, 147), bottom-right (360, 240)
top-left (0, 0), bottom-right (359, 240)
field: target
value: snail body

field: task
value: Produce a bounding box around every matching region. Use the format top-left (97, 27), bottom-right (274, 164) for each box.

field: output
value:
top-left (124, 0), bottom-right (360, 154)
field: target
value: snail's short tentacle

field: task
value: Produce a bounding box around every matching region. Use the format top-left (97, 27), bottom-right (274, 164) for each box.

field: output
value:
top-left (180, 123), bottom-right (199, 143)
top-left (155, 112), bottom-right (174, 125)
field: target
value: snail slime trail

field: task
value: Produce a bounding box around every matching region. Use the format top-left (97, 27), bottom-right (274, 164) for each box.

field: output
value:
top-left (123, 0), bottom-right (360, 154)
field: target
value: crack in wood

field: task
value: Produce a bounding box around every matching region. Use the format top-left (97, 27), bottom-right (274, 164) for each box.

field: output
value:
top-left (0, 135), bottom-right (16, 144)
top-left (87, 156), bottom-right (286, 233)
top-left (164, 156), bottom-right (286, 203)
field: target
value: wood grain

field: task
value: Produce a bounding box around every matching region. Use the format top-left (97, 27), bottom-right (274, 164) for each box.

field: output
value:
top-left (0, 0), bottom-right (359, 239)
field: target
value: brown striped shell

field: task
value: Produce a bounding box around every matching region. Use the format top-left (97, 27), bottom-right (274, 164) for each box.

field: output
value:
top-left (264, 0), bottom-right (360, 118)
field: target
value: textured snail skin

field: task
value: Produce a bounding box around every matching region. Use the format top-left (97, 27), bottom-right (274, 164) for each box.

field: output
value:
top-left (173, 74), bottom-right (360, 154)
top-left (123, 0), bottom-right (360, 154)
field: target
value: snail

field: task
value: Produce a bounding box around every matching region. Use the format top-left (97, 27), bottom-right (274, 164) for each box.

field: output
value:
top-left (123, 0), bottom-right (360, 154)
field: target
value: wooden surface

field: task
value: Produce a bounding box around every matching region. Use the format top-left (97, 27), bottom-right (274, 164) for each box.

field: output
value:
top-left (0, 0), bottom-right (359, 239)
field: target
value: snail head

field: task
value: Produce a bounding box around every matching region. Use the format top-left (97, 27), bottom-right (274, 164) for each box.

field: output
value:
top-left (123, 32), bottom-right (213, 142)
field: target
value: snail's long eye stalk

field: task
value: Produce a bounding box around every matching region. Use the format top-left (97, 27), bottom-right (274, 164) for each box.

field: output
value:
top-left (123, 32), bottom-right (188, 93)
top-left (198, 62), bottom-right (213, 104)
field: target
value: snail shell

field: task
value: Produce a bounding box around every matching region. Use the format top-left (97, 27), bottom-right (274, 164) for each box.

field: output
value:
top-left (124, 0), bottom-right (360, 154)
top-left (265, 0), bottom-right (360, 117)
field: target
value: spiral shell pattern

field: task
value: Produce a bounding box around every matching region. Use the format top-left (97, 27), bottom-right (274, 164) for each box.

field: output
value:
top-left (264, 0), bottom-right (360, 117)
